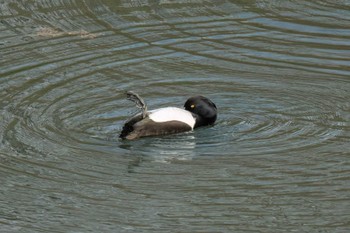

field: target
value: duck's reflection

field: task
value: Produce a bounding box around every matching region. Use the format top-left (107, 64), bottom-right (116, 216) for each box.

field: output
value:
top-left (120, 133), bottom-right (197, 171)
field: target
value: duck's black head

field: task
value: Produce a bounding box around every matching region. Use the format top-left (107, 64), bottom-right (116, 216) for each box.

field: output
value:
top-left (184, 96), bottom-right (217, 128)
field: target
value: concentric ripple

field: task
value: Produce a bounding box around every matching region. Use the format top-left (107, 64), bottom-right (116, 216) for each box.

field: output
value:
top-left (1, 0), bottom-right (350, 232)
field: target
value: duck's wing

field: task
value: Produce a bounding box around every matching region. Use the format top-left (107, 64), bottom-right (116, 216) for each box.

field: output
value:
top-left (126, 91), bottom-right (147, 118)
top-left (124, 117), bottom-right (192, 140)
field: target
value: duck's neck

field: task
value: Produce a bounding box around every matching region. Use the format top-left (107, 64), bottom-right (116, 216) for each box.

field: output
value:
top-left (193, 114), bottom-right (216, 128)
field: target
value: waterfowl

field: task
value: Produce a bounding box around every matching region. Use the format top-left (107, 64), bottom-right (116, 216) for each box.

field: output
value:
top-left (120, 91), bottom-right (217, 140)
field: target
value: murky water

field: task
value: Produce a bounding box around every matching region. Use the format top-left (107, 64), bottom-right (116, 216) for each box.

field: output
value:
top-left (1, 0), bottom-right (350, 232)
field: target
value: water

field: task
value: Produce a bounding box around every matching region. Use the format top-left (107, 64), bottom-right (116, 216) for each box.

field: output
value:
top-left (1, 0), bottom-right (350, 232)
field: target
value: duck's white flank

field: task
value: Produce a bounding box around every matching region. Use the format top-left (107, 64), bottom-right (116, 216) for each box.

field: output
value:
top-left (148, 107), bottom-right (195, 129)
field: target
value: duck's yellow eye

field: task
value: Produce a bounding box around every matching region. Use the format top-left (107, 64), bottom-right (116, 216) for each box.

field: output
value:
top-left (190, 104), bottom-right (195, 108)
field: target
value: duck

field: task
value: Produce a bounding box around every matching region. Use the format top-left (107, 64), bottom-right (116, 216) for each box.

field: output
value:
top-left (120, 91), bottom-right (217, 140)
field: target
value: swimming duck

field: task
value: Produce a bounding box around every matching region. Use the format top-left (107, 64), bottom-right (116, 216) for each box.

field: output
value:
top-left (120, 91), bottom-right (217, 140)
top-left (119, 91), bottom-right (217, 140)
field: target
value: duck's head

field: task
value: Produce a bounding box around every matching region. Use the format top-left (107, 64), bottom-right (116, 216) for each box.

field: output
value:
top-left (184, 96), bottom-right (217, 128)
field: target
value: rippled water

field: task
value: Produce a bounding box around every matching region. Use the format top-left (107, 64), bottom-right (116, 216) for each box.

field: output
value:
top-left (1, 0), bottom-right (350, 232)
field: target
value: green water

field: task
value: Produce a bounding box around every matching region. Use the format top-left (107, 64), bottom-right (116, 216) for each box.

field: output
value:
top-left (1, 1), bottom-right (349, 232)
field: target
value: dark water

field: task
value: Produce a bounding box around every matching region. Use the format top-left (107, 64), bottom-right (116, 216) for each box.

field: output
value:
top-left (1, 0), bottom-right (350, 232)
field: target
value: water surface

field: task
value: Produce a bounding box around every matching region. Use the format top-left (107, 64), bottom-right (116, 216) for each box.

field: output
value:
top-left (1, 0), bottom-right (350, 232)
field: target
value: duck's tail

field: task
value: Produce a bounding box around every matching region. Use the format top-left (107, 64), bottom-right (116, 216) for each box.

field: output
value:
top-left (119, 114), bottom-right (143, 139)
